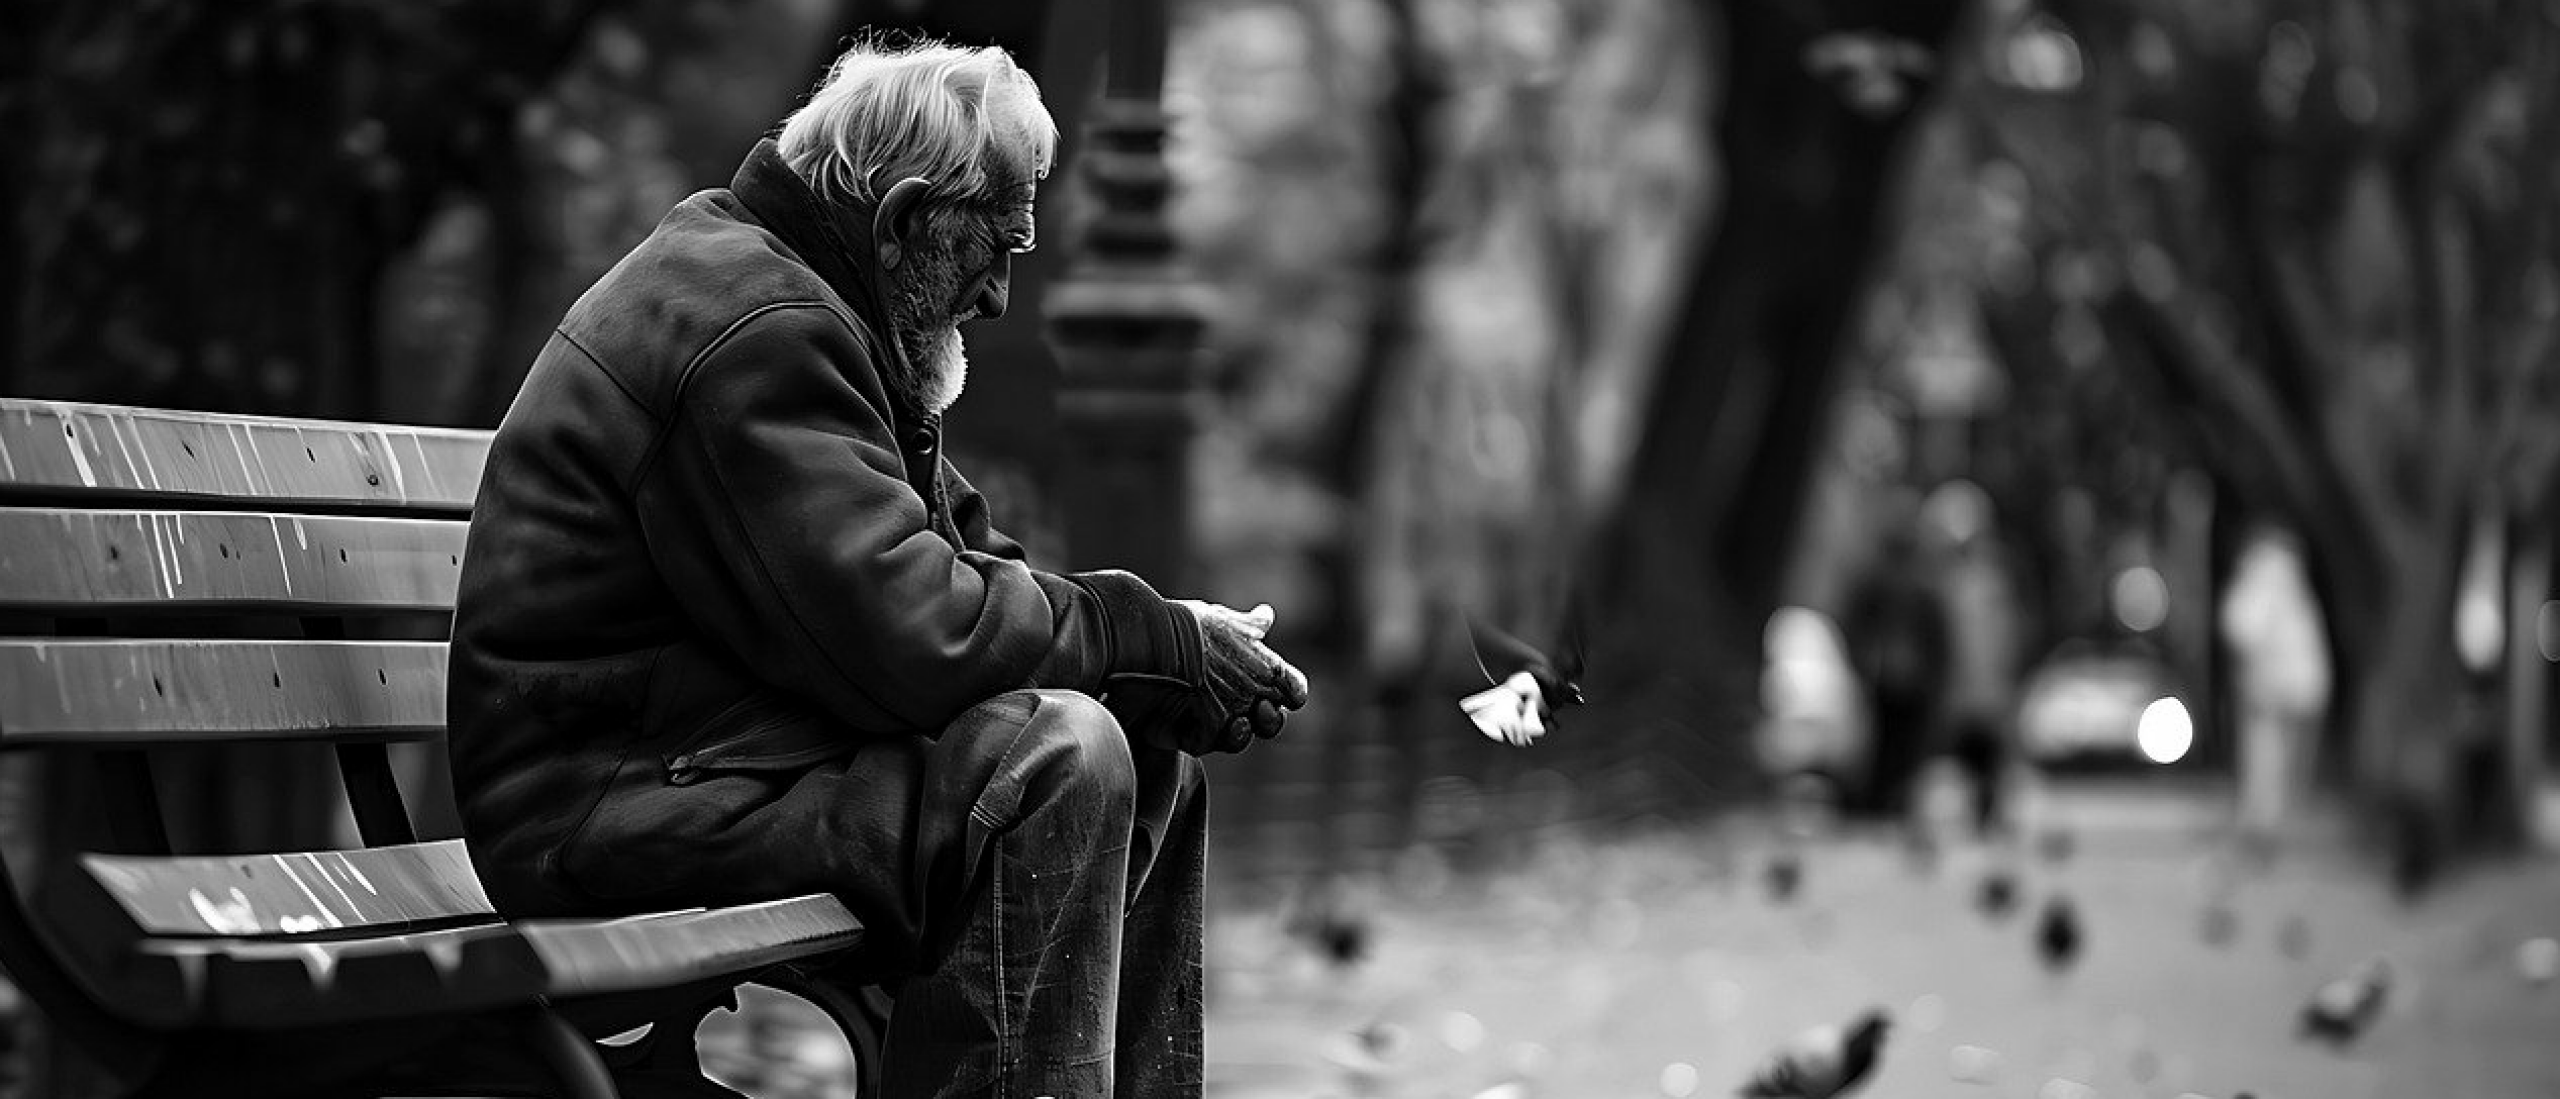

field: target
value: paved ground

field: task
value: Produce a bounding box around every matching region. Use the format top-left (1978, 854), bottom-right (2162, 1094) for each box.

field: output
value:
top-left (700, 776), bottom-right (2560, 1099)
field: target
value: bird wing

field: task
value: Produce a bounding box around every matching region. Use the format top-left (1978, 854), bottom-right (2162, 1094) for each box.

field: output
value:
top-left (1555, 600), bottom-right (1588, 685)
top-left (1465, 614), bottom-right (1552, 686)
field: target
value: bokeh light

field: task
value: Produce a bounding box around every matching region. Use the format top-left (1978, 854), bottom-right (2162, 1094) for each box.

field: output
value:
top-left (1658, 1061), bottom-right (1700, 1097)
top-left (1439, 1010), bottom-right (1486, 1053)
top-left (2002, 14), bottom-right (2085, 92)
top-left (2137, 696), bottom-right (2192, 764)
top-left (2112, 566), bottom-right (2169, 632)
top-left (2456, 577), bottom-right (2504, 673)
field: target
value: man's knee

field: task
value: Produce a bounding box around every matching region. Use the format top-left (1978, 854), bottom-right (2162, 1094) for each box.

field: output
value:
top-left (945, 689), bottom-right (1136, 829)
top-left (1021, 688), bottom-right (1136, 799)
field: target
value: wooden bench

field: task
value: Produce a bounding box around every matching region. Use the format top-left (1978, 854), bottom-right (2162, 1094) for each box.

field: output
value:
top-left (0, 399), bottom-right (889, 1098)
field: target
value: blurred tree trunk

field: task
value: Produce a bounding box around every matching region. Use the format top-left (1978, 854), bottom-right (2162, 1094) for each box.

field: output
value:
top-left (1322, 0), bottom-right (1441, 668)
top-left (2039, 0), bottom-right (2560, 864)
top-left (1593, 0), bottom-right (1966, 753)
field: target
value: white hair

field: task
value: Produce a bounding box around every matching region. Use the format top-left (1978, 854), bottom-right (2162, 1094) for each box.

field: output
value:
top-left (777, 38), bottom-right (1058, 210)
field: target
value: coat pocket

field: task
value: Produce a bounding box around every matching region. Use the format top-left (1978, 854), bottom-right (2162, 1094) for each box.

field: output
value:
top-left (661, 693), bottom-right (859, 784)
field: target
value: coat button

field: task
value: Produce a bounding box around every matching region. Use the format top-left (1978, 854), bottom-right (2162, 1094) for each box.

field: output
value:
top-left (904, 430), bottom-right (934, 453)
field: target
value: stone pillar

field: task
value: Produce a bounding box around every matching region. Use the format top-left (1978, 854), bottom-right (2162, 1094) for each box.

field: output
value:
top-left (1045, 0), bottom-right (1213, 589)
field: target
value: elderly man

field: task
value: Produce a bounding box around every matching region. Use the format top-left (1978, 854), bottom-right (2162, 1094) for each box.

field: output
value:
top-left (447, 38), bottom-right (1308, 1099)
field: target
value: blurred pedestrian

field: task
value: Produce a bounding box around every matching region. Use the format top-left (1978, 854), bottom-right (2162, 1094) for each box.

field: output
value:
top-left (1841, 518), bottom-right (1953, 816)
top-left (2218, 527), bottom-right (2330, 848)
top-left (1925, 482), bottom-right (2026, 837)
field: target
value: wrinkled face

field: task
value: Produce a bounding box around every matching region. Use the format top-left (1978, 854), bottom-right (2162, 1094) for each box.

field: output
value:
top-left (883, 168), bottom-right (1037, 416)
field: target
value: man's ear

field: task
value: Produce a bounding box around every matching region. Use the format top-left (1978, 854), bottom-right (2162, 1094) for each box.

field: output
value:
top-left (874, 177), bottom-right (934, 270)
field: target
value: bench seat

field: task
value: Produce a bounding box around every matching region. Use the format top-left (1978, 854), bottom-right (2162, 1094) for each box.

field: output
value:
top-left (0, 398), bottom-right (883, 1097)
top-left (55, 837), bottom-right (865, 1030)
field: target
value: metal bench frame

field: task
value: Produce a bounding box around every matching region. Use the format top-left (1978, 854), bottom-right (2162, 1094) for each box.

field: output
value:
top-left (0, 399), bottom-right (888, 1098)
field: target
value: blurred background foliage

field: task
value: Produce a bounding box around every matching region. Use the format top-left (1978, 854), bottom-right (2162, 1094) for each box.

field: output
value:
top-left (6, 0), bottom-right (2558, 879)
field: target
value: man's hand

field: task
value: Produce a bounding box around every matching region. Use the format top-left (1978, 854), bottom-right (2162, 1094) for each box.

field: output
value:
top-left (1174, 600), bottom-right (1312, 753)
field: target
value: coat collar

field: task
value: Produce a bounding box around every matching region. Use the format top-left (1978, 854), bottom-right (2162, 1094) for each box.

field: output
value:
top-left (728, 139), bottom-right (941, 440)
top-left (729, 138), bottom-right (885, 327)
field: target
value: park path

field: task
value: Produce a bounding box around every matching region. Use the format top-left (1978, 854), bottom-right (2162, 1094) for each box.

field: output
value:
top-left (693, 777), bottom-right (2560, 1099)
top-left (1196, 778), bottom-right (2560, 1099)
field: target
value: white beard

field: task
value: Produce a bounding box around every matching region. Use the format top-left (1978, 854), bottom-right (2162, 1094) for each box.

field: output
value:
top-left (912, 326), bottom-right (969, 415)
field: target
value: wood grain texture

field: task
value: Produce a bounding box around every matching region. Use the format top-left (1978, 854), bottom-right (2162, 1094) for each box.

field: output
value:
top-left (0, 639), bottom-right (446, 744)
top-left (0, 509), bottom-right (465, 612)
top-left (78, 840), bottom-right (493, 938)
top-left (0, 399), bottom-right (488, 512)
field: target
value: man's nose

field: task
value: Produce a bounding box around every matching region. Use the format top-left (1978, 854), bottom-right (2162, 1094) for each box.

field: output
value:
top-left (974, 254), bottom-right (1011, 320)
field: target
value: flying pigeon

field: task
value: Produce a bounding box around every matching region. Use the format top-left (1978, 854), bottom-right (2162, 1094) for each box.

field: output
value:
top-left (1738, 1009), bottom-right (1892, 1099)
top-left (1459, 612), bottom-right (1586, 747)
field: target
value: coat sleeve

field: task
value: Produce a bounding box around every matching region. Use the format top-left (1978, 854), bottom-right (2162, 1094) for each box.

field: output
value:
top-left (935, 452), bottom-right (1175, 693)
top-left (939, 459), bottom-right (1027, 562)
top-left (634, 303), bottom-right (1183, 735)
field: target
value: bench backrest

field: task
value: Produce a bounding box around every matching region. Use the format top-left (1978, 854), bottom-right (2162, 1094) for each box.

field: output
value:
top-left (0, 398), bottom-right (495, 1038)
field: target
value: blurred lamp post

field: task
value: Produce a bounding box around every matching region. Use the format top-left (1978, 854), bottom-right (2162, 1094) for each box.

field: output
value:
top-left (1045, 0), bottom-right (1214, 588)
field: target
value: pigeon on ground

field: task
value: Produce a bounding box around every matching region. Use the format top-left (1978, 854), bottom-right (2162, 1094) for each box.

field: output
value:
top-left (1459, 614), bottom-right (1586, 747)
top-left (2300, 958), bottom-right (2390, 1045)
top-left (1975, 869), bottom-right (2018, 919)
top-left (1765, 852), bottom-right (1804, 903)
top-left (1284, 876), bottom-right (1372, 971)
top-left (2036, 897), bottom-right (2082, 972)
top-left (1320, 1019), bottom-right (1410, 1077)
top-left (1738, 1009), bottom-right (1892, 1099)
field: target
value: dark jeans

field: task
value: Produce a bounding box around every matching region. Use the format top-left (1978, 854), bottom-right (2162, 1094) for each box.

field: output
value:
top-left (542, 686), bottom-right (1207, 1098)
top-left (861, 689), bottom-right (1207, 1099)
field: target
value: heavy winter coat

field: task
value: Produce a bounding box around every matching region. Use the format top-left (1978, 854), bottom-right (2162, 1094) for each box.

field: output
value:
top-left (446, 140), bottom-right (1186, 925)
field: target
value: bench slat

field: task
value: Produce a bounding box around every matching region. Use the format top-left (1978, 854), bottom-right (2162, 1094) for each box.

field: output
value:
top-left (0, 509), bottom-right (466, 613)
top-left (108, 896), bottom-right (862, 1029)
top-left (131, 923), bottom-right (543, 1029)
top-left (78, 840), bottom-right (492, 939)
top-left (0, 640), bottom-right (445, 745)
top-left (521, 894), bottom-right (866, 996)
top-left (0, 399), bottom-right (488, 513)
